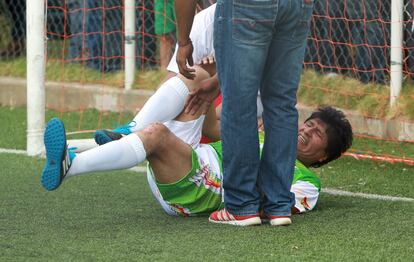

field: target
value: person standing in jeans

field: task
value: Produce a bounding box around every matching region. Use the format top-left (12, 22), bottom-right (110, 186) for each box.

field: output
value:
top-left (174, 0), bottom-right (314, 226)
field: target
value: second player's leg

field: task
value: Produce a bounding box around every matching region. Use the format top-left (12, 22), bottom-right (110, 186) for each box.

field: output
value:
top-left (94, 65), bottom-right (215, 145)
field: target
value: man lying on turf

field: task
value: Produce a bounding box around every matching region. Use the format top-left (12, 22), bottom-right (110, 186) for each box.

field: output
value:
top-left (40, 65), bottom-right (353, 224)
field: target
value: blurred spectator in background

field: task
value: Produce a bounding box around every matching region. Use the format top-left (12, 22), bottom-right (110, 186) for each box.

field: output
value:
top-left (404, 0), bottom-right (414, 79)
top-left (85, 0), bottom-right (123, 72)
top-left (67, 0), bottom-right (84, 61)
top-left (154, 0), bottom-right (176, 69)
top-left (69, 0), bottom-right (156, 71)
top-left (68, 0), bottom-right (156, 72)
top-left (305, 0), bottom-right (350, 76)
top-left (0, 0), bottom-right (26, 58)
top-left (136, 0), bottom-right (157, 69)
top-left (345, 0), bottom-right (390, 84)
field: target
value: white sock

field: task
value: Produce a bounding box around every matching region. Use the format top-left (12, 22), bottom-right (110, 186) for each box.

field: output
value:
top-left (130, 76), bottom-right (189, 132)
top-left (67, 134), bottom-right (146, 177)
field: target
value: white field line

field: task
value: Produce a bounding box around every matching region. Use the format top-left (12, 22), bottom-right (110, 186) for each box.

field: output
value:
top-left (322, 188), bottom-right (414, 202)
top-left (1, 148), bottom-right (413, 203)
top-left (0, 148), bottom-right (27, 155)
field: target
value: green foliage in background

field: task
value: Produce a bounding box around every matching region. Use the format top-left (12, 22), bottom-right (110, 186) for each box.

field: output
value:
top-left (299, 70), bottom-right (414, 120)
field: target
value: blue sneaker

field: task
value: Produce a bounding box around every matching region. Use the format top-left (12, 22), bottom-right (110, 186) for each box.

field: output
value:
top-left (41, 118), bottom-right (73, 191)
top-left (94, 121), bottom-right (136, 145)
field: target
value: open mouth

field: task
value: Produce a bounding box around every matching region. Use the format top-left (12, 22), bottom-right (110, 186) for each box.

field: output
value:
top-left (298, 134), bottom-right (307, 145)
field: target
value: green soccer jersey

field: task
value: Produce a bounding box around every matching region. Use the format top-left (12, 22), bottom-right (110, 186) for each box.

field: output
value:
top-left (148, 137), bottom-right (321, 216)
top-left (294, 160), bottom-right (321, 192)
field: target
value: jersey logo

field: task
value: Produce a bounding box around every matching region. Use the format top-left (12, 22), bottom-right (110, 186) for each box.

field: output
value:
top-left (189, 159), bottom-right (221, 194)
top-left (301, 197), bottom-right (311, 210)
top-left (167, 203), bottom-right (191, 217)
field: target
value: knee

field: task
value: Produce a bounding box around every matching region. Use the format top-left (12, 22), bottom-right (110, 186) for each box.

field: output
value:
top-left (138, 123), bottom-right (170, 143)
top-left (135, 123), bottom-right (171, 155)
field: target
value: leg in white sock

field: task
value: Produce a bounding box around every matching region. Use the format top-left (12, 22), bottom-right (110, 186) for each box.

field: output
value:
top-left (67, 134), bottom-right (146, 177)
top-left (130, 77), bottom-right (189, 132)
top-left (129, 65), bottom-right (213, 132)
top-left (68, 122), bottom-right (193, 182)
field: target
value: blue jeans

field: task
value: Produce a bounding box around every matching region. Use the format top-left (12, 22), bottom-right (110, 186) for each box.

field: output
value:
top-left (214, 0), bottom-right (313, 216)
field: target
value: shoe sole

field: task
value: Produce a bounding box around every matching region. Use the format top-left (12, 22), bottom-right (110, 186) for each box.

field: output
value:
top-left (94, 130), bottom-right (122, 145)
top-left (270, 217), bottom-right (292, 226)
top-left (41, 118), bottom-right (67, 191)
top-left (209, 217), bottom-right (261, 226)
top-left (94, 130), bottom-right (111, 145)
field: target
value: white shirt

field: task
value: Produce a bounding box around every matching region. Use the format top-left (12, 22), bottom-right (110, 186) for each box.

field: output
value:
top-left (167, 4), bottom-right (216, 74)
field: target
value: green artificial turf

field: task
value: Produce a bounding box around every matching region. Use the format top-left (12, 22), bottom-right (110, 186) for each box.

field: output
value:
top-left (1, 106), bottom-right (413, 260)
top-left (352, 136), bottom-right (414, 159)
top-left (0, 153), bottom-right (413, 261)
top-left (318, 157), bottom-right (414, 198)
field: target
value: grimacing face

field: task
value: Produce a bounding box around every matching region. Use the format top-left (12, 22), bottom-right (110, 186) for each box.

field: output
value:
top-left (297, 118), bottom-right (329, 166)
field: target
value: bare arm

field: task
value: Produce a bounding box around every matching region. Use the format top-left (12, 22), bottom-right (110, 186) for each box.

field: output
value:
top-left (174, 0), bottom-right (197, 79)
top-left (215, 103), bottom-right (222, 120)
top-left (202, 103), bottom-right (221, 142)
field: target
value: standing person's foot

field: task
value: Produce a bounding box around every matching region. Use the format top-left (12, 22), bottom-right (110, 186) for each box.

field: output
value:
top-left (209, 209), bottom-right (261, 226)
top-left (41, 118), bottom-right (74, 191)
top-left (268, 216), bottom-right (291, 226)
top-left (94, 121), bottom-right (136, 145)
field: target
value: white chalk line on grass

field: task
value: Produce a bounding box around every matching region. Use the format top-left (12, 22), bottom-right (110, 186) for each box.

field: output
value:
top-left (0, 148), bottom-right (27, 155)
top-left (322, 188), bottom-right (413, 202)
top-left (1, 148), bottom-right (413, 203)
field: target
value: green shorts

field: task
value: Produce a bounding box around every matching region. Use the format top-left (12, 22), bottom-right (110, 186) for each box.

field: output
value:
top-left (154, 0), bottom-right (176, 35)
top-left (152, 143), bottom-right (224, 216)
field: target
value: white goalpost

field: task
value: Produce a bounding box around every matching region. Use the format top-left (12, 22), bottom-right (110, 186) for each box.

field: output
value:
top-left (26, 0), bottom-right (137, 156)
top-left (390, 0), bottom-right (404, 107)
top-left (124, 0), bottom-right (136, 91)
top-left (26, 0), bottom-right (46, 156)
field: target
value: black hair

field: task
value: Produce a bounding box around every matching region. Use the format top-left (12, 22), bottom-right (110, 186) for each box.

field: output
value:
top-left (305, 106), bottom-right (353, 167)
